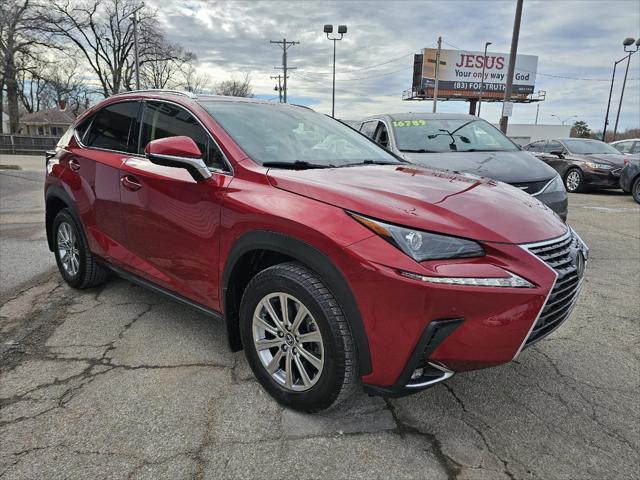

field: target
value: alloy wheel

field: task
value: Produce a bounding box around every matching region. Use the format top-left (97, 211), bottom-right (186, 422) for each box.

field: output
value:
top-left (57, 221), bottom-right (80, 277)
top-left (566, 170), bottom-right (581, 192)
top-left (252, 292), bottom-right (324, 392)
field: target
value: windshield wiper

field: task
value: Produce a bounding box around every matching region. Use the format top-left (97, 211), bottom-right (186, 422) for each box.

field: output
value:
top-left (399, 149), bottom-right (438, 153)
top-left (262, 160), bottom-right (335, 170)
top-left (342, 159), bottom-right (403, 167)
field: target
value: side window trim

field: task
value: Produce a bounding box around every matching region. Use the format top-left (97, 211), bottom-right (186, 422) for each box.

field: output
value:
top-left (140, 99), bottom-right (233, 175)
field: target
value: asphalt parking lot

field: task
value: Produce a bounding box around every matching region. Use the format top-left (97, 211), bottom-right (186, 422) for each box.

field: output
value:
top-left (1, 154), bottom-right (638, 480)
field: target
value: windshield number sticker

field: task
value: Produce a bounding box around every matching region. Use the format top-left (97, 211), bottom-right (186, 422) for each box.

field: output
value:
top-left (392, 120), bottom-right (427, 127)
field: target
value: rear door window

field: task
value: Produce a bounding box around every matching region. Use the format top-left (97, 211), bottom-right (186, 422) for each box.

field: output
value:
top-left (139, 101), bottom-right (225, 170)
top-left (547, 141), bottom-right (563, 153)
top-left (614, 141), bottom-right (633, 154)
top-left (84, 101), bottom-right (140, 153)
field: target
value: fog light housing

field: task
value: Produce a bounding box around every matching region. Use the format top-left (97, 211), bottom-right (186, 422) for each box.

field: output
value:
top-left (410, 368), bottom-right (424, 380)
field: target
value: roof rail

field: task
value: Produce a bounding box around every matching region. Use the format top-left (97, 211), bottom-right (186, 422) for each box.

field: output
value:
top-left (110, 89), bottom-right (198, 99)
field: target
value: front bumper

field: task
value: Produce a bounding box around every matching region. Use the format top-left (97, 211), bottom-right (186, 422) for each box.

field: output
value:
top-left (535, 190), bottom-right (568, 221)
top-left (333, 227), bottom-right (587, 395)
top-left (583, 168), bottom-right (622, 188)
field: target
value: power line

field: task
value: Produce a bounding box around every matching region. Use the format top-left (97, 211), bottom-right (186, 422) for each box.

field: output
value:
top-left (296, 65), bottom-right (412, 83)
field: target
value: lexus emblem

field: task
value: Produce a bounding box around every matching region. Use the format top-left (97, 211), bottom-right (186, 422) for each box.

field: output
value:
top-left (575, 251), bottom-right (586, 279)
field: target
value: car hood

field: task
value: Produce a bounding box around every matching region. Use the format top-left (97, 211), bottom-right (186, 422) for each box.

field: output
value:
top-left (400, 150), bottom-right (557, 184)
top-left (574, 153), bottom-right (627, 166)
top-left (267, 165), bottom-right (567, 244)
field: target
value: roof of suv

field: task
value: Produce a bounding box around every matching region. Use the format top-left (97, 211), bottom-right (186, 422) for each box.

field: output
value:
top-left (111, 89), bottom-right (287, 106)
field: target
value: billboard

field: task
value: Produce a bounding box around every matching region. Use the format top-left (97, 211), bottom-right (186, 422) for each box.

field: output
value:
top-left (417, 48), bottom-right (538, 97)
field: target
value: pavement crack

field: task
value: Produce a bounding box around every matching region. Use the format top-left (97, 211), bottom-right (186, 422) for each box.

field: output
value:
top-left (384, 398), bottom-right (461, 480)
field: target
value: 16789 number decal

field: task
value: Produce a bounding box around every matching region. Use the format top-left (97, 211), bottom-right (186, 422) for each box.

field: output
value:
top-left (391, 120), bottom-right (427, 127)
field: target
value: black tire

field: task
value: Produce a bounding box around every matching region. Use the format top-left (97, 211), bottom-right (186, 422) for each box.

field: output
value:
top-left (239, 261), bottom-right (357, 412)
top-left (52, 209), bottom-right (109, 289)
top-left (564, 168), bottom-right (585, 193)
top-left (633, 176), bottom-right (640, 204)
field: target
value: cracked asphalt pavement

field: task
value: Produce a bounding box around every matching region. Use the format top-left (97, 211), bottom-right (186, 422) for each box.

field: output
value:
top-left (1, 155), bottom-right (639, 479)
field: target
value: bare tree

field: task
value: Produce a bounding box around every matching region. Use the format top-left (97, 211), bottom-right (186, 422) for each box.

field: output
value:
top-left (181, 62), bottom-right (211, 94)
top-left (215, 73), bottom-right (254, 97)
top-left (42, 0), bottom-right (196, 98)
top-left (42, 0), bottom-right (154, 97)
top-left (1, 0), bottom-right (53, 132)
top-left (137, 40), bottom-right (195, 90)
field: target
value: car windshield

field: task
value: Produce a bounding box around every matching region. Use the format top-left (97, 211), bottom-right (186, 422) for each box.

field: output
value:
top-left (200, 101), bottom-right (402, 168)
top-left (391, 118), bottom-right (519, 153)
top-left (562, 139), bottom-right (621, 155)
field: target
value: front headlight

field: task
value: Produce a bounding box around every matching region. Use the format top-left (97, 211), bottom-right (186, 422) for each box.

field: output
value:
top-left (349, 213), bottom-right (485, 261)
top-left (535, 175), bottom-right (565, 195)
top-left (585, 161), bottom-right (613, 169)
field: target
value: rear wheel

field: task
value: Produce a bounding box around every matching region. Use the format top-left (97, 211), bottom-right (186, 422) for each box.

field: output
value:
top-left (52, 209), bottom-right (109, 288)
top-left (633, 177), bottom-right (640, 204)
top-left (564, 168), bottom-right (585, 193)
top-left (239, 262), bottom-right (357, 412)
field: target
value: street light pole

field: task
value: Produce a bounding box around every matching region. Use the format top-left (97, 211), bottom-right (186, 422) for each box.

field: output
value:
top-left (477, 41), bottom-right (492, 116)
top-left (604, 37), bottom-right (639, 141)
top-left (550, 114), bottom-right (577, 125)
top-left (324, 25), bottom-right (347, 118)
top-left (613, 38), bottom-right (640, 141)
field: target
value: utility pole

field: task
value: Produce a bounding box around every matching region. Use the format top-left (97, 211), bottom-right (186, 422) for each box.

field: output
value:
top-left (130, 3), bottom-right (145, 90)
top-left (271, 74), bottom-right (284, 102)
top-left (477, 41), bottom-right (492, 116)
top-left (535, 102), bottom-right (540, 125)
top-left (432, 36), bottom-right (442, 113)
top-left (271, 38), bottom-right (299, 103)
top-left (499, 0), bottom-right (523, 134)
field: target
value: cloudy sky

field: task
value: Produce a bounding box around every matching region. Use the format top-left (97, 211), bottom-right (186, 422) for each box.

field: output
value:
top-left (150, 0), bottom-right (639, 131)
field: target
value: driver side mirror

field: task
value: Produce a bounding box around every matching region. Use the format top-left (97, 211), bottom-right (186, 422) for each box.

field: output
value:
top-left (550, 150), bottom-right (565, 158)
top-left (144, 136), bottom-right (211, 182)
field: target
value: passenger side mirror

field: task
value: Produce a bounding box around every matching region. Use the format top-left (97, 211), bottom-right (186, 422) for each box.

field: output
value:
top-left (550, 150), bottom-right (565, 158)
top-left (144, 136), bottom-right (212, 182)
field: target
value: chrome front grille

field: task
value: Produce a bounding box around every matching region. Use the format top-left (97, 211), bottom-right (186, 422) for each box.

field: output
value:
top-left (511, 179), bottom-right (551, 195)
top-left (523, 230), bottom-right (586, 346)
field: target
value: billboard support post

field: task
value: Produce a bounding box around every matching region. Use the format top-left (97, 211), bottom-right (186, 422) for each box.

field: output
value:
top-left (432, 36), bottom-right (442, 113)
top-left (477, 41), bottom-right (492, 116)
top-left (500, 0), bottom-right (524, 134)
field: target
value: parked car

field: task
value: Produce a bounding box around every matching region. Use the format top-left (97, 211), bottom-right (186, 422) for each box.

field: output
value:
top-left (45, 91), bottom-right (588, 411)
top-left (610, 138), bottom-right (640, 161)
top-left (620, 158), bottom-right (640, 203)
top-left (523, 138), bottom-right (626, 193)
top-left (353, 113), bottom-right (568, 220)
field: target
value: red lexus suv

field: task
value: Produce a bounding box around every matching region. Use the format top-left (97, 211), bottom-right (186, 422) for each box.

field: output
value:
top-left (45, 90), bottom-right (588, 411)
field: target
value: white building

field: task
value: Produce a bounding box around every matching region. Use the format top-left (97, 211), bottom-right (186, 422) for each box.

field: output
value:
top-left (492, 123), bottom-right (572, 146)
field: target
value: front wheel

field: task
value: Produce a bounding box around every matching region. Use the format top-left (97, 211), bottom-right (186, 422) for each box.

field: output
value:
top-left (239, 262), bottom-right (357, 412)
top-left (564, 168), bottom-right (585, 193)
top-left (632, 177), bottom-right (640, 204)
top-left (52, 209), bottom-right (109, 289)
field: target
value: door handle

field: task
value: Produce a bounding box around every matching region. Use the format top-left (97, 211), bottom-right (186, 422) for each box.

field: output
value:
top-left (121, 174), bottom-right (142, 191)
top-left (68, 158), bottom-right (81, 171)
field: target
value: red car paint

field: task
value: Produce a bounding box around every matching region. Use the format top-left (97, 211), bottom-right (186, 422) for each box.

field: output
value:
top-left (45, 92), bottom-right (585, 392)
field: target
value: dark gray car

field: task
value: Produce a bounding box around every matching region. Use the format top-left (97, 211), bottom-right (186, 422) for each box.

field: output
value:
top-left (354, 113), bottom-right (568, 220)
top-left (620, 158), bottom-right (640, 203)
